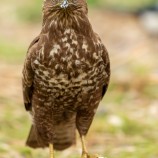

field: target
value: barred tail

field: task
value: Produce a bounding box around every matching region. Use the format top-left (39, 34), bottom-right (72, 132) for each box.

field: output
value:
top-left (53, 121), bottom-right (76, 150)
top-left (26, 121), bottom-right (76, 150)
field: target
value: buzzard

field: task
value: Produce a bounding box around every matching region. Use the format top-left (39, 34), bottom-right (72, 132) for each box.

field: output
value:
top-left (22, 0), bottom-right (110, 158)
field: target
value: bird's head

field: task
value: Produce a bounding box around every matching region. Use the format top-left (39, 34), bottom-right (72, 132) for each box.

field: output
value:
top-left (43, 0), bottom-right (88, 16)
top-left (42, 0), bottom-right (92, 37)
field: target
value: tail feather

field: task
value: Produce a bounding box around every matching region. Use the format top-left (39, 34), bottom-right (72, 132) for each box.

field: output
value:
top-left (26, 123), bottom-right (76, 150)
top-left (26, 125), bottom-right (48, 148)
top-left (53, 123), bottom-right (76, 150)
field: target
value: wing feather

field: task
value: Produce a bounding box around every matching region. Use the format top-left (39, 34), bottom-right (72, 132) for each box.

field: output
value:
top-left (95, 34), bottom-right (111, 98)
top-left (22, 36), bottom-right (40, 111)
top-left (101, 44), bottom-right (110, 98)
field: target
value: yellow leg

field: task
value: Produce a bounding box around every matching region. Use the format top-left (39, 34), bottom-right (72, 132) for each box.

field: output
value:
top-left (81, 136), bottom-right (87, 153)
top-left (49, 143), bottom-right (54, 158)
top-left (80, 136), bottom-right (105, 158)
top-left (81, 136), bottom-right (89, 158)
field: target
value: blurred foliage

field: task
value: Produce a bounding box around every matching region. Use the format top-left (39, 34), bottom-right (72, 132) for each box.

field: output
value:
top-left (0, 40), bottom-right (25, 63)
top-left (100, 0), bottom-right (157, 12)
top-left (17, 0), bottom-right (42, 23)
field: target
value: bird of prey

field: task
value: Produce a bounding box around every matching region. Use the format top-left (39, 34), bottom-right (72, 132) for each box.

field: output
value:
top-left (22, 0), bottom-right (110, 158)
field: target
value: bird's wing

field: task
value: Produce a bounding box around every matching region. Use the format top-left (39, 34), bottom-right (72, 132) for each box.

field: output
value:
top-left (22, 36), bottom-right (40, 111)
top-left (101, 44), bottom-right (110, 98)
top-left (95, 33), bottom-right (111, 99)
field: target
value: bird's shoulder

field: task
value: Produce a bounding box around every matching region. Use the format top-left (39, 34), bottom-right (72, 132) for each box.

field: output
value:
top-left (27, 35), bottom-right (40, 58)
top-left (94, 32), bottom-right (109, 58)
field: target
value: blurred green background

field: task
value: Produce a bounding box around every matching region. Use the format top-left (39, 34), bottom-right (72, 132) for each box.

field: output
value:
top-left (0, 0), bottom-right (158, 158)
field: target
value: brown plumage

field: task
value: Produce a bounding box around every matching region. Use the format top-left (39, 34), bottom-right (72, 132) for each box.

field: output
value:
top-left (22, 0), bottom-right (110, 156)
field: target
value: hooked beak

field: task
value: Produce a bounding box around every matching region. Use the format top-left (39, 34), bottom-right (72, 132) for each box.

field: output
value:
top-left (60, 0), bottom-right (69, 9)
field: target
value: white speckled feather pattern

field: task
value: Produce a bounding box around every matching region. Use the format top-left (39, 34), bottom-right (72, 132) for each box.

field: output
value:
top-left (22, 0), bottom-right (110, 150)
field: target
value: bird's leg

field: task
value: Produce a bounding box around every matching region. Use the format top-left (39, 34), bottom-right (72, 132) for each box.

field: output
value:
top-left (80, 136), bottom-right (106, 158)
top-left (49, 143), bottom-right (54, 158)
top-left (81, 135), bottom-right (90, 158)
